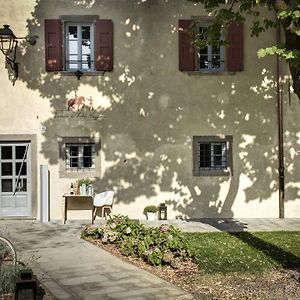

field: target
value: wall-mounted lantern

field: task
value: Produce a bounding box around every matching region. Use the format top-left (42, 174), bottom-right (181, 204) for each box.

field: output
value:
top-left (15, 269), bottom-right (37, 300)
top-left (158, 203), bottom-right (167, 220)
top-left (0, 24), bottom-right (37, 84)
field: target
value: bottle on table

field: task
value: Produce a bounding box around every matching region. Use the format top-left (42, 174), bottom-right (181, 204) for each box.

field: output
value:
top-left (70, 183), bottom-right (74, 195)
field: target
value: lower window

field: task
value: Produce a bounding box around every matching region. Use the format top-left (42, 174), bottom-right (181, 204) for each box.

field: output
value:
top-left (59, 137), bottom-right (101, 178)
top-left (193, 136), bottom-right (233, 176)
top-left (65, 143), bottom-right (95, 172)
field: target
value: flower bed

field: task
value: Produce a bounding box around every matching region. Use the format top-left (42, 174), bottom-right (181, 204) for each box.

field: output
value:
top-left (81, 215), bottom-right (196, 268)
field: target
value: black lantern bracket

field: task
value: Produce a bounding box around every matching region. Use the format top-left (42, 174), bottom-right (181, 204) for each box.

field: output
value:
top-left (0, 24), bottom-right (38, 85)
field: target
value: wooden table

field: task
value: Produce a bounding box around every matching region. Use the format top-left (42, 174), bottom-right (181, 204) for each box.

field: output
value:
top-left (62, 194), bottom-right (93, 224)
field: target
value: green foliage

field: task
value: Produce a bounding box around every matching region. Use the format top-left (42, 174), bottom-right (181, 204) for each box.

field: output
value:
top-left (143, 205), bottom-right (158, 215)
top-left (77, 178), bottom-right (91, 186)
top-left (258, 47), bottom-right (300, 70)
top-left (187, 0), bottom-right (300, 99)
top-left (0, 241), bottom-right (28, 294)
top-left (81, 215), bottom-right (195, 268)
top-left (185, 231), bottom-right (300, 274)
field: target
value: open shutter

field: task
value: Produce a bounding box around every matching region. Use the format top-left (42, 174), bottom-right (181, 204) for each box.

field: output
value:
top-left (44, 20), bottom-right (62, 71)
top-left (226, 21), bottom-right (244, 72)
top-left (95, 19), bottom-right (113, 71)
top-left (178, 20), bottom-right (195, 71)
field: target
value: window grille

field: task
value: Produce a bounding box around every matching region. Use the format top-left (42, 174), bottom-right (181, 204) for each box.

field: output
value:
top-left (198, 142), bottom-right (227, 170)
top-left (193, 136), bottom-right (232, 176)
top-left (65, 143), bottom-right (95, 172)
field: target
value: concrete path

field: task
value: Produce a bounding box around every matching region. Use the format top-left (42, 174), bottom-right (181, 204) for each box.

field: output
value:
top-left (0, 220), bottom-right (193, 300)
top-left (1, 218), bottom-right (300, 299)
top-left (141, 217), bottom-right (300, 232)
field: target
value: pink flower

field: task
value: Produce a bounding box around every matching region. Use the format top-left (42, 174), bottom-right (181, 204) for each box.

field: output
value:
top-left (160, 224), bottom-right (168, 232)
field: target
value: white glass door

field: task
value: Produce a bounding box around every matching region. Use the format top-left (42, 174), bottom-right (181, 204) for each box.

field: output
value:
top-left (0, 142), bottom-right (31, 217)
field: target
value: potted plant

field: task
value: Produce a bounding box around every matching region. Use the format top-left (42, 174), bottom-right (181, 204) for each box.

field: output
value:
top-left (77, 178), bottom-right (92, 195)
top-left (143, 205), bottom-right (158, 221)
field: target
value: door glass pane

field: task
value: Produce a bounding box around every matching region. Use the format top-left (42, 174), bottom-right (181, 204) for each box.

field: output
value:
top-left (1, 163), bottom-right (12, 176)
top-left (82, 41), bottom-right (91, 54)
top-left (15, 178), bottom-right (26, 192)
top-left (1, 146), bottom-right (12, 159)
top-left (16, 162), bottom-right (27, 176)
top-left (68, 26), bottom-right (78, 39)
top-left (16, 146), bottom-right (26, 159)
top-left (82, 26), bottom-right (90, 40)
top-left (21, 178), bottom-right (27, 192)
top-left (2, 179), bottom-right (12, 192)
top-left (68, 41), bottom-right (78, 54)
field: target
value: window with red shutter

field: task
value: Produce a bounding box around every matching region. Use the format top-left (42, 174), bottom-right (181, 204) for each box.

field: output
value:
top-left (179, 19), bottom-right (244, 73)
top-left (45, 17), bottom-right (113, 73)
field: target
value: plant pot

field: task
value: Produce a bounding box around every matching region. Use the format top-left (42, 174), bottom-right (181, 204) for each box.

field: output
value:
top-left (146, 212), bottom-right (156, 221)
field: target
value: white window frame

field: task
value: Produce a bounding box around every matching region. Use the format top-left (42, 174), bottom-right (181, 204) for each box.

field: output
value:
top-left (196, 25), bottom-right (225, 73)
top-left (65, 143), bottom-right (96, 172)
top-left (65, 23), bottom-right (95, 71)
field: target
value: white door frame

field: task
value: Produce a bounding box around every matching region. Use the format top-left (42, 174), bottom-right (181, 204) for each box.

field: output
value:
top-left (0, 142), bottom-right (32, 217)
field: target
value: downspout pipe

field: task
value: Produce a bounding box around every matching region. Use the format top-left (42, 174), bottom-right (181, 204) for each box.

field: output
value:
top-left (276, 20), bottom-right (285, 218)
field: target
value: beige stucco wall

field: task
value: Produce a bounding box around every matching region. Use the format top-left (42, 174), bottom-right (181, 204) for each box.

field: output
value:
top-left (0, 0), bottom-right (299, 220)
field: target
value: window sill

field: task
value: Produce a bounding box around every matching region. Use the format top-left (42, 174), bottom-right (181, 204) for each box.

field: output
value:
top-left (53, 71), bottom-right (105, 76)
top-left (193, 169), bottom-right (232, 177)
top-left (185, 71), bottom-right (236, 76)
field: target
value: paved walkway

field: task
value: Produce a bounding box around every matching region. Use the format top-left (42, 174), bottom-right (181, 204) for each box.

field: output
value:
top-left (1, 218), bottom-right (300, 299)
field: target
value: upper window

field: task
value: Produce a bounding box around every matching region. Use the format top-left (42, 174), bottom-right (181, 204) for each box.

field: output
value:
top-left (197, 26), bottom-right (224, 72)
top-left (45, 17), bottom-right (113, 73)
top-left (193, 136), bottom-right (233, 176)
top-left (66, 24), bottom-right (94, 71)
top-left (179, 20), bottom-right (243, 73)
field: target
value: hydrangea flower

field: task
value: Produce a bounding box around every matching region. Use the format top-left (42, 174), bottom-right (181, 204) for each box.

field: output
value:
top-left (160, 224), bottom-right (168, 232)
top-left (125, 227), bottom-right (131, 234)
top-left (109, 222), bottom-right (116, 229)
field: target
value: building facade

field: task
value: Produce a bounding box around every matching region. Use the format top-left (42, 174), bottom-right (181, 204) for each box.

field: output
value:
top-left (0, 0), bottom-right (299, 221)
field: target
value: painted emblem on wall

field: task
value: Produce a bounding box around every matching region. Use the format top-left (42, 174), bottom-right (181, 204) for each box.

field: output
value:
top-left (67, 92), bottom-right (93, 111)
top-left (54, 92), bottom-right (104, 120)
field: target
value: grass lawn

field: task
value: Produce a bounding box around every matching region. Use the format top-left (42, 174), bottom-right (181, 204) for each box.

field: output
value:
top-left (185, 231), bottom-right (300, 274)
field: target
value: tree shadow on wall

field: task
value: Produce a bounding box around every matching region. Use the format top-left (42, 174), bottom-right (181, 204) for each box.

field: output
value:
top-left (10, 0), bottom-right (300, 219)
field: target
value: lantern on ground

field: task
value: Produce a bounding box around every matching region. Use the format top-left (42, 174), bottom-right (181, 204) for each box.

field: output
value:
top-left (158, 203), bottom-right (167, 220)
top-left (15, 269), bottom-right (37, 300)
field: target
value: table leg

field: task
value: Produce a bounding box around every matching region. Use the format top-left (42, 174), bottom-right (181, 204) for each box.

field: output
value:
top-left (64, 197), bottom-right (67, 224)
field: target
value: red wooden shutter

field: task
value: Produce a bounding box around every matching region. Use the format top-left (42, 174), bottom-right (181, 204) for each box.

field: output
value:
top-left (178, 20), bottom-right (195, 71)
top-left (226, 21), bottom-right (244, 72)
top-left (95, 19), bottom-right (113, 71)
top-left (44, 19), bottom-right (62, 71)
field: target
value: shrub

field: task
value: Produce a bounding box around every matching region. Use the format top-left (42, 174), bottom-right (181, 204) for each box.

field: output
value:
top-left (77, 178), bottom-right (91, 186)
top-left (0, 240), bottom-right (28, 294)
top-left (81, 215), bottom-right (195, 268)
